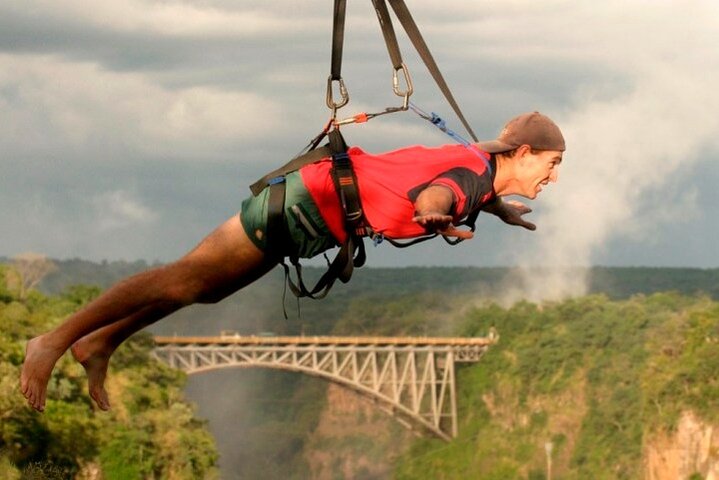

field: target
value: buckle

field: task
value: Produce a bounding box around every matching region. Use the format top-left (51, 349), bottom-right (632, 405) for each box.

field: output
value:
top-left (268, 176), bottom-right (286, 185)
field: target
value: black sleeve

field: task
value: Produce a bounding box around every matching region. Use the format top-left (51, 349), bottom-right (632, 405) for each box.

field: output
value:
top-left (413, 167), bottom-right (492, 218)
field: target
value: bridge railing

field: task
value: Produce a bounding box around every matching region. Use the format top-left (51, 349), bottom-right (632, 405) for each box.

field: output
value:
top-left (153, 333), bottom-right (497, 347)
top-left (152, 332), bottom-right (498, 440)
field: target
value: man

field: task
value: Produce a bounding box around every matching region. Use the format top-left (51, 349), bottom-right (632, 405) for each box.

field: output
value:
top-left (21, 111), bottom-right (565, 412)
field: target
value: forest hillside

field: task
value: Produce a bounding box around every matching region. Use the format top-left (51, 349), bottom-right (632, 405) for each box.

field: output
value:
top-left (391, 293), bottom-right (719, 479)
top-left (0, 264), bottom-right (218, 479)
top-left (1, 258), bottom-right (718, 478)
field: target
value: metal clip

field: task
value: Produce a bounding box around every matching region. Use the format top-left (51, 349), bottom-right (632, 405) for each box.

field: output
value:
top-left (392, 63), bottom-right (413, 109)
top-left (333, 112), bottom-right (369, 127)
top-left (326, 76), bottom-right (349, 113)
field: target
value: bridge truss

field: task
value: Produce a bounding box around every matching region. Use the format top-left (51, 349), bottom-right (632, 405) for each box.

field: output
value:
top-left (153, 333), bottom-right (497, 441)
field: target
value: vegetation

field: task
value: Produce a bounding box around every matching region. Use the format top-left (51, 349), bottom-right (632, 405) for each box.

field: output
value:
top-left (2, 258), bottom-right (718, 478)
top-left (0, 264), bottom-right (218, 479)
top-left (392, 293), bottom-right (719, 479)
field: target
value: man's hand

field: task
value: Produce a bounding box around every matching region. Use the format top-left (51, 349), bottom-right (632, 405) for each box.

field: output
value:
top-left (483, 198), bottom-right (536, 231)
top-left (413, 185), bottom-right (474, 240)
top-left (412, 213), bottom-right (474, 239)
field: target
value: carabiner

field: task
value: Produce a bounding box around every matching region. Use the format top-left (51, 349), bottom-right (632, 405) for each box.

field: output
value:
top-left (392, 63), bottom-right (413, 109)
top-left (326, 76), bottom-right (350, 112)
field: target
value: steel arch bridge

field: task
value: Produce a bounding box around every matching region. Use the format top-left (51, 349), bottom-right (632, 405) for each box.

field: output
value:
top-left (152, 332), bottom-right (497, 441)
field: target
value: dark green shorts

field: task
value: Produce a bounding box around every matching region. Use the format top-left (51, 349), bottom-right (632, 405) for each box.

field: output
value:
top-left (240, 171), bottom-right (338, 258)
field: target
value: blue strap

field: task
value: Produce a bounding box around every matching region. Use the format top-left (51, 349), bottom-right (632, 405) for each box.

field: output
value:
top-left (268, 175), bottom-right (286, 185)
top-left (372, 233), bottom-right (384, 246)
top-left (409, 102), bottom-right (492, 175)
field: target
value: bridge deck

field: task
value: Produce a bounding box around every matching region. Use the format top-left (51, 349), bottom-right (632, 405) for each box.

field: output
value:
top-left (154, 335), bottom-right (495, 347)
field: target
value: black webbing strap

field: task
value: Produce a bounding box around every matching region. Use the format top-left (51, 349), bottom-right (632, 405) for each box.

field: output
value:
top-left (331, 0), bottom-right (347, 81)
top-left (387, 0), bottom-right (479, 142)
top-left (371, 0), bottom-right (403, 70)
top-left (266, 177), bottom-right (292, 259)
top-left (383, 233), bottom-right (437, 248)
top-left (250, 122), bottom-right (336, 196)
top-left (382, 205), bottom-right (483, 248)
top-left (331, 152), bottom-right (366, 235)
top-left (328, 128), bottom-right (347, 154)
top-left (250, 146), bottom-right (332, 196)
top-left (281, 234), bottom-right (360, 300)
top-left (327, 129), bottom-right (367, 266)
top-left (442, 207), bottom-right (482, 245)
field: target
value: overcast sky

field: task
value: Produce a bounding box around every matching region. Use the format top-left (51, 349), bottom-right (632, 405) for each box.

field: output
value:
top-left (2, 0), bottom-right (718, 273)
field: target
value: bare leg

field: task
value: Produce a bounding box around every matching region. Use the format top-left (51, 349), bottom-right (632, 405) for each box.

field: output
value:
top-left (71, 224), bottom-right (274, 411)
top-left (70, 303), bottom-right (181, 410)
top-left (22, 214), bottom-right (275, 412)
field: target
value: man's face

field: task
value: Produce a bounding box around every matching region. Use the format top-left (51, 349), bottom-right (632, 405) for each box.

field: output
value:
top-left (516, 149), bottom-right (563, 199)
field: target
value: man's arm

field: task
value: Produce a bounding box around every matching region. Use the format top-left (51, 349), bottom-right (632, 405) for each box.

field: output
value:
top-left (482, 197), bottom-right (536, 231)
top-left (412, 185), bottom-right (474, 239)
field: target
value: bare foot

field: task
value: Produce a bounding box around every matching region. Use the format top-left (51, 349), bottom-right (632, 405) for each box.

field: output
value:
top-left (21, 335), bottom-right (66, 412)
top-left (71, 339), bottom-right (112, 411)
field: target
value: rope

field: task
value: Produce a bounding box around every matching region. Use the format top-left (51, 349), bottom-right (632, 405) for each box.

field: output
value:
top-left (409, 102), bottom-right (492, 174)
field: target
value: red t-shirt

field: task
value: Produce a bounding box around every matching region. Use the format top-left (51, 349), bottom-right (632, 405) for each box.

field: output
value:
top-left (299, 144), bottom-right (495, 243)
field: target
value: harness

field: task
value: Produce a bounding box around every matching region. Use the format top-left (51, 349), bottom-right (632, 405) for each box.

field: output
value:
top-left (250, 0), bottom-right (482, 301)
top-left (250, 128), bottom-right (366, 300)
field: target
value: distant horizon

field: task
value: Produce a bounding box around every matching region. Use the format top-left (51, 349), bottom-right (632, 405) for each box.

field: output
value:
top-left (3, 254), bottom-right (717, 271)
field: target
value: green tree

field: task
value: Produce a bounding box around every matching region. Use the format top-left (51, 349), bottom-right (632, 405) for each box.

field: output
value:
top-left (0, 265), bottom-right (219, 478)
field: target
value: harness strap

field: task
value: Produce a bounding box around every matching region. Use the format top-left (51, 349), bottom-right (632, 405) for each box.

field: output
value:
top-left (443, 206), bottom-right (482, 245)
top-left (372, 0), bottom-right (403, 70)
top-left (331, 152), bottom-right (367, 238)
top-left (281, 233), bottom-right (364, 300)
top-left (379, 208), bottom-right (482, 248)
top-left (331, 0), bottom-right (347, 81)
top-left (266, 177), bottom-right (292, 259)
top-left (328, 129), bottom-right (367, 267)
top-left (250, 146), bottom-right (332, 197)
top-left (387, 0), bottom-right (479, 142)
top-left (328, 128), bottom-right (348, 154)
top-left (383, 233), bottom-right (437, 248)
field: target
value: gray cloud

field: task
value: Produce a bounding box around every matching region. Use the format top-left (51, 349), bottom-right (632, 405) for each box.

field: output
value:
top-left (1, 0), bottom-right (718, 277)
top-left (496, 1), bottom-right (719, 301)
